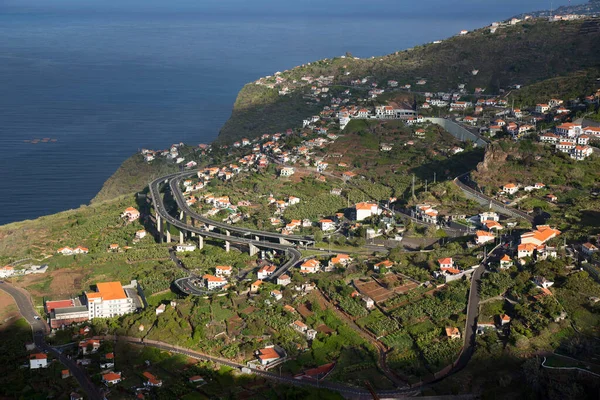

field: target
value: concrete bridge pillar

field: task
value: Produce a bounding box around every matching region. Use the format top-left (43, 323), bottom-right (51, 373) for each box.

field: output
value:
top-left (225, 230), bottom-right (230, 236)
top-left (249, 243), bottom-right (258, 256)
top-left (179, 230), bottom-right (184, 244)
top-left (225, 241), bottom-right (230, 252)
top-left (255, 236), bottom-right (260, 242)
top-left (157, 215), bottom-right (163, 243)
top-left (279, 237), bottom-right (290, 245)
top-left (198, 235), bottom-right (204, 250)
top-left (166, 222), bottom-right (171, 243)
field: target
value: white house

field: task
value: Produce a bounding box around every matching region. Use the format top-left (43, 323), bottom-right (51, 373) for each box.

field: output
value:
top-left (203, 274), bottom-right (227, 290)
top-left (362, 297), bottom-right (375, 310)
top-left (277, 274), bottom-right (291, 286)
top-left (571, 145), bottom-right (593, 161)
top-left (502, 184), bottom-right (519, 195)
top-left (279, 167), bottom-right (295, 177)
top-left (355, 202), bottom-right (380, 221)
top-left (256, 347), bottom-right (281, 366)
top-left (257, 264), bottom-right (276, 280)
top-left (479, 211), bottom-right (499, 222)
top-left (215, 265), bottom-right (232, 276)
top-left (271, 290), bottom-right (283, 301)
top-left (319, 219), bottom-right (336, 231)
top-left (176, 244), bottom-right (196, 252)
top-left (582, 242), bottom-right (599, 256)
top-left (499, 255), bottom-right (513, 269)
top-left (475, 231), bottom-right (495, 245)
top-left (534, 276), bottom-right (554, 289)
top-left (102, 372), bottom-right (122, 386)
top-left (29, 353), bottom-right (48, 369)
top-left (300, 259), bottom-right (320, 274)
top-left (328, 254), bottom-right (351, 269)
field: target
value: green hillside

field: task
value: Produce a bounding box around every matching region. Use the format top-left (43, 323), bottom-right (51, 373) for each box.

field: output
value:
top-left (218, 18), bottom-right (600, 142)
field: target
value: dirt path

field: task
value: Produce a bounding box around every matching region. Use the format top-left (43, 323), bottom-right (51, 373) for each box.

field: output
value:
top-left (313, 288), bottom-right (409, 388)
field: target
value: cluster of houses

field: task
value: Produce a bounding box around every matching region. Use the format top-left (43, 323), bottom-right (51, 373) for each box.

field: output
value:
top-left (0, 263), bottom-right (48, 278)
top-left (517, 225), bottom-right (561, 261)
top-left (299, 254), bottom-right (352, 274)
top-left (141, 143), bottom-right (198, 169)
top-left (57, 246), bottom-right (89, 255)
top-left (540, 122), bottom-right (598, 160)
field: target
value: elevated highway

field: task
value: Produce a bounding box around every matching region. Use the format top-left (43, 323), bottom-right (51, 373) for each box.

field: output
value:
top-left (148, 174), bottom-right (302, 287)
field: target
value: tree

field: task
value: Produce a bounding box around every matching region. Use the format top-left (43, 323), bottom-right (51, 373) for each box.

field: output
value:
top-left (314, 230), bottom-right (324, 243)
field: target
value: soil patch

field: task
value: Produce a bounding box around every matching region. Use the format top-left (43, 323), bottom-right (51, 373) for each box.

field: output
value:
top-left (0, 290), bottom-right (20, 328)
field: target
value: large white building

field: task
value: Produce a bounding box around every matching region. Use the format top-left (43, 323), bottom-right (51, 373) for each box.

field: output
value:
top-left (355, 202), bottom-right (380, 221)
top-left (86, 281), bottom-right (136, 319)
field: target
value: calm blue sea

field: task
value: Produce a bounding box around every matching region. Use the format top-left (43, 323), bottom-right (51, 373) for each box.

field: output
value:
top-left (0, 1), bottom-right (579, 225)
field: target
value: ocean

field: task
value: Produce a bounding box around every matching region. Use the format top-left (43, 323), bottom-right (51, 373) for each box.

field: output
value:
top-left (0, 1), bottom-right (578, 225)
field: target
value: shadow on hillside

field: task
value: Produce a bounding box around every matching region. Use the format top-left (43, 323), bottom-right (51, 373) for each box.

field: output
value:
top-left (410, 149), bottom-right (484, 182)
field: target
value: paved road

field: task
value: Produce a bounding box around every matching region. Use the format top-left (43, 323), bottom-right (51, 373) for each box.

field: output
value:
top-left (453, 174), bottom-right (534, 223)
top-left (115, 336), bottom-right (419, 399)
top-left (171, 172), bottom-right (312, 244)
top-left (453, 244), bottom-right (501, 374)
top-left (149, 175), bottom-right (303, 284)
top-left (0, 283), bottom-right (104, 400)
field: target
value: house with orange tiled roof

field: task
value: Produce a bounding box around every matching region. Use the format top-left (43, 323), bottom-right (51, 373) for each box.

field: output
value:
top-left (500, 314), bottom-right (511, 325)
top-left (251, 280), bottom-right (263, 293)
top-left (517, 243), bottom-right (537, 259)
top-left (475, 230), bottom-right (495, 245)
top-left (73, 246), bottom-right (89, 254)
top-left (484, 220), bottom-right (503, 231)
top-left (499, 254), bottom-right (513, 269)
top-left (501, 183), bottom-right (519, 195)
top-left (57, 247), bottom-right (74, 255)
top-left (143, 371), bottom-right (163, 387)
top-left (436, 257), bottom-right (460, 277)
top-left (257, 264), bottom-right (276, 280)
top-left (520, 226), bottom-right (560, 247)
top-left (79, 339), bottom-right (101, 355)
top-left (582, 242), bottom-right (599, 257)
top-left (86, 281), bottom-right (137, 319)
top-left (121, 207), bottom-right (140, 222)
top-left (203, 274), bottom-right (227, 290)
top-left (319, 219), bottom-right (336, 231)
top-left (328, 254), bottom-right (351, 270)
top-left (355, 202), bottom-right (380, 221)
top-left (0, 265), bottom-right (15, 278)
top-left (277, 274), bottom-right (291, 286)
top-left (256, 346), bottom-right (283, 366)
top-left (29, 353), bottom-right (48, 369)
top-left (300, 259), bottom-right (320, 274)
top-left (374, 260), bottom-right (393, 272)
top-left (445, 327), bottom-right (461, 339)
top-left (102, 372), bottom-right (122, 386)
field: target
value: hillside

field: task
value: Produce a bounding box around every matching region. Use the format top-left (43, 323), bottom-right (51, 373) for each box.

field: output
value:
top-left (507, 67), bottom-right (600, 108)
top-left (91, 154), bottom-right (179, 204)
top-left (218, 18), bottom-right (600, 143)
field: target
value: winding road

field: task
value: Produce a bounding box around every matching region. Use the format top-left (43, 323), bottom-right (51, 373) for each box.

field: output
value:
top-left (0, 283), bottom-right (104, 400)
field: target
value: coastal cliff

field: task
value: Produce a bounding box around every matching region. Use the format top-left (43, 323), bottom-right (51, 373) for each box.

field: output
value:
top-left (96, 18), bottom-right (600, 202)
top-left (218, 18), bottom-right (600, 143)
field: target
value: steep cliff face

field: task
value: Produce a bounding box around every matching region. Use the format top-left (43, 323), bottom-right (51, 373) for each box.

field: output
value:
top-left (474, 143), bottom-right (509, 176)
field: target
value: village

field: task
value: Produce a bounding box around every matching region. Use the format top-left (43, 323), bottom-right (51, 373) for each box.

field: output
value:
top-left (2, 12), bottom-right (600, 400)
